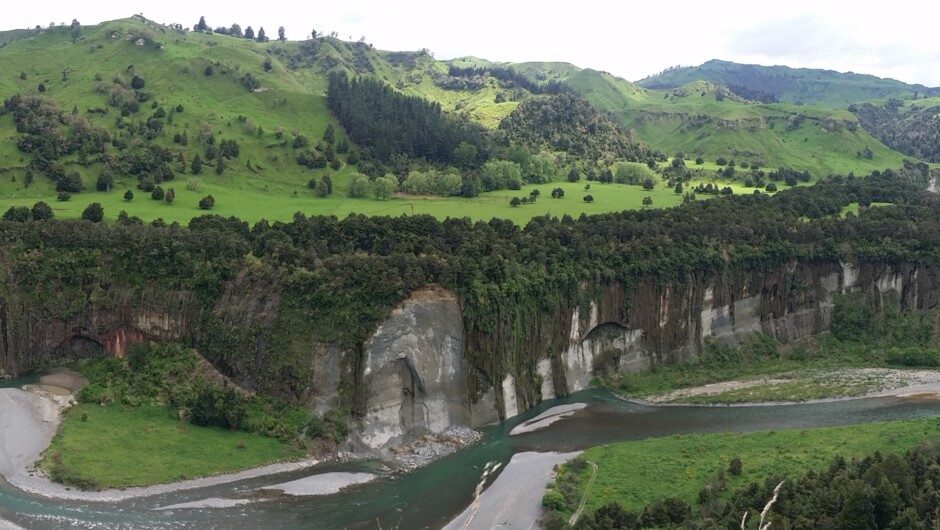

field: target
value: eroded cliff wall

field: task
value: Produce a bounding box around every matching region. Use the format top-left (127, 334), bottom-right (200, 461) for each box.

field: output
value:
top-left (2, 259), bottom-right (937, 448)
top-left (359, 286), bottom-right (469, 447)
top-left (472, 261), bottom-right (939, 422)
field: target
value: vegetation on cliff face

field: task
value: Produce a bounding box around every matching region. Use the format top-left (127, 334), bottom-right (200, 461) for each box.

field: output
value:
top-left (2, 173), bottom-right (940, 418)
top-left (610, 291), bottom-right (940, 403)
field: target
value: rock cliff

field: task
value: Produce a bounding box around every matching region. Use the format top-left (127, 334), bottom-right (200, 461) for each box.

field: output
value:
top-left (358, 286), bottom-right (468, 447)
top-left (2, 260), bottom-right (937, 449)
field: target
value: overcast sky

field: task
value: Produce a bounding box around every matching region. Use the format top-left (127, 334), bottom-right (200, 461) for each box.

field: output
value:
top-left (5, 1), bottom-right (940, 86)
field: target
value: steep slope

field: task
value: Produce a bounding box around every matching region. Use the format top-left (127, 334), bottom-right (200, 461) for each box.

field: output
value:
top-left (852, 97), bottom-right (940, 163)
top-left (568, 75), bottom-right (909, 176)
top-left (636, 59), bottom-right (940, 107)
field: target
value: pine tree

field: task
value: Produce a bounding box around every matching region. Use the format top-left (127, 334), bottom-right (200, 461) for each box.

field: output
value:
top-left (191, 154), bottom-right (203, 174)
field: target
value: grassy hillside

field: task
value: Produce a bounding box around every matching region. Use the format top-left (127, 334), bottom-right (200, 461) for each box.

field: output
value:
top-left (0, 17), bottom-right (929, 228)
top-left (567, 75), bottom-right (909, 176)
top-left (0, 18), bottom-right (344, 214)
top-left (636, 59), bottom-right (940, 107)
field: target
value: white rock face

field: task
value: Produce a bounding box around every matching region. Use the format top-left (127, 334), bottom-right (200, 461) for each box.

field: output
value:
top-left (359, 287), bottom-right (470, 449)
top-left (537, 359), bottom-right (554, 401)
top-left (842, 262), bottom-right (859, 291)
top-left (502, 375), bottom-right (519, 420)
top-left (563, 318), bottom-right (646, 393)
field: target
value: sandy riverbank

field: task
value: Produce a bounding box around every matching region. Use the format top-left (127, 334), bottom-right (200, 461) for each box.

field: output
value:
top-left (637, 368), bottom-right (940, 405)
top-left (0, 370), bottom-right (330, 502)
top-left (0, 518), bottom-right (25, 530)
top-left (442, 451), bottom-right (580, 530)
top-left (510, 403), bottom-right (588, 436)
top-left (0, 368), bottom-right (84, 482)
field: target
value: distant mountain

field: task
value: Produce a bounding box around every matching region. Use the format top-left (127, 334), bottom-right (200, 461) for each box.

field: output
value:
top-left (636, 59), bottom-right (940, 108)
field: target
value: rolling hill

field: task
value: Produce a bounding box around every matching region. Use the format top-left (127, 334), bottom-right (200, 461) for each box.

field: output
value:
top-left (0, 16), bottom-right (931, 226)
top-left (635, 59), bottom-right (940, 107)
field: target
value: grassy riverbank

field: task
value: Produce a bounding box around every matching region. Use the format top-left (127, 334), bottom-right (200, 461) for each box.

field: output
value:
top-left (41, 404), bottom-right (301, 488)
top-left (545, 418), bottom-right (940, 524)
top-left (606, 334), bottom-right (885, 403)
top-left (36, 343), bottom-right (337, 489)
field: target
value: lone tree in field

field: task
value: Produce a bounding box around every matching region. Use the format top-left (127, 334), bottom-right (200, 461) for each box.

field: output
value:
top-left (81, 203), bottom-right (104, 222)
top-left (583, 194), bottom-right (594, 203)
top-left (70, 19), bottom-right (81, 42)
top-left (124, 190), bottom-right (134, 201)
top-left (196, 16), bottom-right (208, 32)
top-left (165, 188), bottom-right (175, 204)
top-left (643, 196), bottom-right (653, 207)
top-left (191, 154), bottom-right (203, 174)
top-left (31, 201), bottom-right (53, 221)
top-left (198, 195), bottom-right (215, 210)
top-left (317, 175), bottom-right (333, 197)
top-left (278, 26), bottom-right (286, 41)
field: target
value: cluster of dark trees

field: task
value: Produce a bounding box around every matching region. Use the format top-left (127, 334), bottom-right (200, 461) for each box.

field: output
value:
top-left (1, 95), bottom-right (110, 190)
top-left (194, 16), bottom-right (286, 42)
top-left (1, 80), bottom-right (252, 195)
top-left (853, 101), bottom-right (940, 163)
top-left (439, 66), bottom-right (567, 95)
top-left (726, 83), bottom-right (778, 103)
top-left (326, 73), bottom-right (659, 195)
top-left (498, 93), bottom-right (652, 164)
top-left (326, 72), bottom-right (490, 167)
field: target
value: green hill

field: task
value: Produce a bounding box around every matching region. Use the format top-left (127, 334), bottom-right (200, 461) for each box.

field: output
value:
top-left (636, 59), bottom-right (940, 107)
top-left (0, 17), bottom-right (930, 227)
top-left (557, 71), bottom-right (909, 176)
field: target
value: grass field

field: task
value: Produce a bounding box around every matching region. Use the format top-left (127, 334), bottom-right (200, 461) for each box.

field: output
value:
top-left (569, 418), bottom-right (940, 514)
top-left (0, 175), bottom-right (713, 225)
top-left (40, 403), bottom-right (302, 488)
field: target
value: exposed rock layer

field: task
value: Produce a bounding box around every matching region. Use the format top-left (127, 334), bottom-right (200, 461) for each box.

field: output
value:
top-left (1, 261), bottom-right (934, 449)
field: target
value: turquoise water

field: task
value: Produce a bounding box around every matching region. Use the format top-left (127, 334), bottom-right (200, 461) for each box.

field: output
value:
top-left (2, 389), bottom-right (939, 529)
top-left (0, 373), bottom-right (39, 389)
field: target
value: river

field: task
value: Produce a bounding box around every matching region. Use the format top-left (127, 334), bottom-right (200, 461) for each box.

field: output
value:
top-left (2, 389), bottom-right (940, 529)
